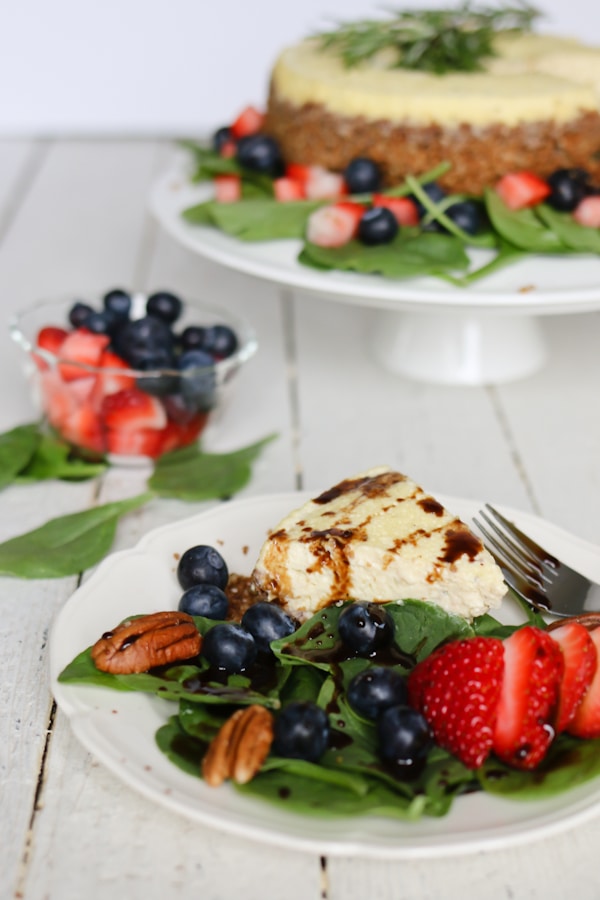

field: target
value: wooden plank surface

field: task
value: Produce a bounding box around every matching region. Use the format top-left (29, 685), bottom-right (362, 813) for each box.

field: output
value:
top-left (1, 137), bottom-right (600, 900)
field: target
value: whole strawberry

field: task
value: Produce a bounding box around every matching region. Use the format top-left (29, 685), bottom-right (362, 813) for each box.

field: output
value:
top-left (407, 636), bottom-right (504, 769)
top-left (493, 625), bottom-right (564, 769)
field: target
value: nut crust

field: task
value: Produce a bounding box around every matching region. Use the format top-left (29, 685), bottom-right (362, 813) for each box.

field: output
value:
top-left (91, 611), bottom-right (202, 674)
top-left (202, 705), bottom-right (274, 787)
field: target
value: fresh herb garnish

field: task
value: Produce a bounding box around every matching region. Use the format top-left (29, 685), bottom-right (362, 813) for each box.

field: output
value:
top-left (314, 3), bottom-right (540, 74)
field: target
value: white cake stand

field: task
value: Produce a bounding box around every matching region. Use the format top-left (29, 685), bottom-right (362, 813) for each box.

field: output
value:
top-left (150, 154), bottom-right (600, 386)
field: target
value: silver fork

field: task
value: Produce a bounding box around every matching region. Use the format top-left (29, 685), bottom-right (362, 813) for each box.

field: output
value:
top-left (473, 504), bottom-right (600, 617)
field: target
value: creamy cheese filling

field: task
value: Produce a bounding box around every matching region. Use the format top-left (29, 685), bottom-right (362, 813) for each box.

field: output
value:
top-left (270, 34), bottom-right (600, 127)
top-left (252, 467), bottom-right (506, 621)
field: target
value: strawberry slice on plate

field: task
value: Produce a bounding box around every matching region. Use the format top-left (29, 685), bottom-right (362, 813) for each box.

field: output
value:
top-left (273, 176), bottom-right (306, 201)
top-left (567, 626), bottom-right (600, 738)
top-left (214, 174), bottom-right (242, 203)
top-left (549, 620), bottom-right (598, 732)
top-left (304, 166), bottom-right (346, 200)
top-left (230, 105), bottom-right (264, 139)
top-left (407, 635), bottom-right (504, 769)
top-left (573, 195), bottom-right (600, 228)
top-left (493, 625), bottom-right (563, 769)
top-left (100, 388), bottom-right (167, 432)
top-left (306, 202), bottom-right (364, 248)
top-left (372, 194), bottom-right (420, 226)
top-left (495, 171), bottom-right (551, 210)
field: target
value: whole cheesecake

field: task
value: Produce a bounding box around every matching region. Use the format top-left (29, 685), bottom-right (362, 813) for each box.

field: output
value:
top-left (264, 32), bottom-right (600, 194)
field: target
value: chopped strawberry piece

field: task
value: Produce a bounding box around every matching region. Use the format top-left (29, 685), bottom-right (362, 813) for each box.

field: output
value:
top-left (57, 328), bottom-right (110, 381)
top-left (60, 404), bottom-right (104, 454)
top-left (37, 326), bottom-right (68, 355)
top-left (230, 105), bottom-right (264, 139)
top-left (304, 166), bottom-right (346, 200)
top-left (372, 194), bottom-right (420, 226)
top-left (214, 174), bottom-right (242, 203)
top-left (158, 415), bottom-right (207, 455)
top-left (40, 370), bottom-right (78, 429)
top-left (219, 139), bottom-right (237, 159)
top-left (105, 427), bottom-right (163, 459)
top-left (273, 176), bottom-right (306, 201)
top-left (493, 626), bottom-right (563, 769)
top-left (495, 171), bottom-right (551, 211)
top-left (573, 195), bottom-right (600, 228)
top-left (567, 627), bottom-right (600, 738)
top-left (100, 388), bottom-right (167, 432)
top-left (306, 203), bottom-right (363, 248)
top-left (93, 349), bottom-right (135, 401)
top-left (407, 636), bottom-right (504, 769)
top-left (285, 163), bottom-right (311, 186)
top-left (550, 621), bottom-right (598, 732)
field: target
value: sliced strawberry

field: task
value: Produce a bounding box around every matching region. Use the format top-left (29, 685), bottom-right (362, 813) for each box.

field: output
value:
top-left (273, 176), bottom-right (306, 201)
top-left (93, 349), bottom-right (135, 401)
top-left (60, 404), bottom-right (105, 454)
top-left (219, 139), bottom-right (237, 159)
top-left (549, 621), bottom-right (598, 732)
top-left (304, 166), bottom-right (346, 200)
top-left (230, 105), bottom-right (264, 139)
top-left (372, 194), bottom-right (420, 226)
top-left (306, 202), bottom-right (363, 248)
top-left (105, 427), bottom-right (163, 458)
top-left (214, 174), bottom-right (242, 203)
top-left (407, 636), bottom-right (504, 769)
top-left (285, 162), bottom-right (311, 186)
top-left (57, 328), bottom-right (110, 381)
top-left (37, 326), bottom-right (68, 355)
top-left (567, 627), bottom-right (600, 738)
top-left (100, 388), bottom-right (167, 432)
top-left (495, 171), bottom-right (551, 211)
top-left (158, 415), bottom-right (207, 455)
top-left (40, 370), bottom-right (78, 428)
top-left (573, 195), bottom-right (600, 228)
top-left (493, 626), bottom-right (563, 769)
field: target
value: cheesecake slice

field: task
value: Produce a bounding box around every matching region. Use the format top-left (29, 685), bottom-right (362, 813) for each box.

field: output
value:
top-left (252, 466), bottom-right (506, 621)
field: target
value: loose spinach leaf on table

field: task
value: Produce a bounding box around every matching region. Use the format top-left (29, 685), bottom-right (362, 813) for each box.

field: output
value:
top-left (148, 434), bottom-right (276, 501)
top-left (15, 431), bottom-right (107, 483)
top-left (0, 492), bottom-right (152, 578)
top-left (0, 422), bottom-right (40, 490)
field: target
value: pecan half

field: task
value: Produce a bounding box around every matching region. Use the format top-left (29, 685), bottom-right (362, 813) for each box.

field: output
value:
top-left (202, 704), bottom-right (274, 787)
top-left (91, 611), bottom-right (202, 674)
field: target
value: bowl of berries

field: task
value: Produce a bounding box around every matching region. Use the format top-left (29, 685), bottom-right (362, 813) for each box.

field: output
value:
top-left (10, 288), bottom-right (257, 462)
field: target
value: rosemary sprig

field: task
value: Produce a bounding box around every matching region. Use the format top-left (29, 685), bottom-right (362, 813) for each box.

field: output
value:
top-left (314, 3), bottom-right (540, 74)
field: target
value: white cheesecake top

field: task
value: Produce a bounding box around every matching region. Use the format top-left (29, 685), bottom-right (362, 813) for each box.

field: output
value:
top-left (270, 33), bottom-right (600, 127)
top-left (252, 466), bottom-right (506, 620)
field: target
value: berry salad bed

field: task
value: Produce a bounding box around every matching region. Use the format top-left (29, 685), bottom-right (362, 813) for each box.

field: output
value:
top-left (181, 106), bottom-right (600, 287)
top-left (58, 541), bottom-right (600, 822)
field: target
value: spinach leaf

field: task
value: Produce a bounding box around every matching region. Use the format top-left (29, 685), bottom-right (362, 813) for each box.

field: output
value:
top-left (15, 431), bottom-right (107, 482)
top-left (535, 204), bottom-right (600, 253)
top-left (0, 492), bottom-right (152, 578)
top-left (183, 197), bottom-right (323, 240)
top-left (0, 423), bottom-right (41, 490)
top-left (148, 434), bottom-right (276, 501)
top-left (484, 189), bottom-right (567, 253)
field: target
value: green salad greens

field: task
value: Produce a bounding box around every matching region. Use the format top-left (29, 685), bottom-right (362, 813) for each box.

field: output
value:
top-left (59, 599), bottom-right (600, 820)
top-left (181, 144), bottom-right (600, 287)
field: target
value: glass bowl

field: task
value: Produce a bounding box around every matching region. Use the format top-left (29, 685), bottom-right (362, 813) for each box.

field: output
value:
top-left (9, 290), bottom-right (257, 463)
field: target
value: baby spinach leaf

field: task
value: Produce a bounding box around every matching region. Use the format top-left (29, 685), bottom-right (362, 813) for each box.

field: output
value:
top-left (183, 197), bottom-right (323, 240)
top-left (0, 492), bottom-right (153, 578)
top-left (15, 431), bottom-right (107, 483)
top-left (148, 433), bottom-right (276, 501)
top-left (484, 189), bottom-right (567, 253)
top-left (405, 175), bottom-right (493, 249)
top-left (0, 422), bottom-right (40, 490)
top-left (535, 204), bottom-right (600, 254)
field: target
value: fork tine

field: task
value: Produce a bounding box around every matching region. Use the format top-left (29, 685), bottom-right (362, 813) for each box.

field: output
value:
top-left (484, 505), bottom-right (559, 570)
top-left (477, 512), bottom-right (551, 588)
top-left (474, 517), bottom-right (552, 611)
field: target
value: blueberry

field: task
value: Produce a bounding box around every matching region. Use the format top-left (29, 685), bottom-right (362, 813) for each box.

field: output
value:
top-left (84, 309), bottom-right (118, 335)
top-left (358, 207), bottom-right (398, 245)
top-left (178, 583), bottom-right (229, 620)
top-left (103, 288), bottom-right (131, 321)
top-left (343, 157), bottom-right (382, 193)
top-left (68, 301), bottom-right (94, 329)
top-left (114, 315), bottom-right (174, 367)
top-left (146, 291), bottom-right (183, 325)
top-left (236, 134), bottom-right (283, 176)
top-left (212, 126), bottom-right (233, 153)
top-left (337, 602), bottom-right (394, 656)
top-left (273, 701), bottom-right (330, 762)
top-left (177, 544), bottom-right (228, 591)
top-left (410, 181), bottom-right (446, 217)
top-left (200, 324), bottom-right (239, 359)
top-left (347, 666), bottom-right (407, 720)
top-left (241, 602), bottom-right (297, 654)
top-left (377, 704), bottom-right (433, 767)
top-left (135, 352), bottom-right (179, 396)
top-left (445, 200), bottom-right (482, 235)
top-left (202, 623), bottom-right (257, 673)
top-left (180, 325), bottom-right (208, 352)
top-left (547, 168), bottom-right (590, 212)
top-left (178, 349), bottom-right (217, 410)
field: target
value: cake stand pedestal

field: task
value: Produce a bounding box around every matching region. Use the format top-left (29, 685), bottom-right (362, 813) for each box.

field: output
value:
top-left (369, 309), bottom-right (546, 385)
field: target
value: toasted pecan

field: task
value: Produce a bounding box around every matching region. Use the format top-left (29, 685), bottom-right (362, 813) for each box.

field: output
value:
top-left (202, 704), bottom-right (274, 787)
top-left (91, 611), bottom-right (202, 674)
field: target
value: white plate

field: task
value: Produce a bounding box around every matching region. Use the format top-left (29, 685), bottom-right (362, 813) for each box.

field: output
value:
top-left (50, 492), bottom-right (600, 859)
top-left (150, 152), bottom-right (600, 316)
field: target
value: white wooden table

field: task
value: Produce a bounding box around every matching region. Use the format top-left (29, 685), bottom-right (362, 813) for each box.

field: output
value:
top-left (1, 138), bottom-right (600, 900)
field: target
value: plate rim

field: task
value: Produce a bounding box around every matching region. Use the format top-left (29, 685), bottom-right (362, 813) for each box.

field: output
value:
top-left (50, 491), bottom-right (600, 859)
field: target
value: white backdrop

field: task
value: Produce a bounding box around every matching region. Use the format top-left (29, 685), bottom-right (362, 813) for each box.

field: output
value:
top-left (1, 0), bottom-right (598, 136)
